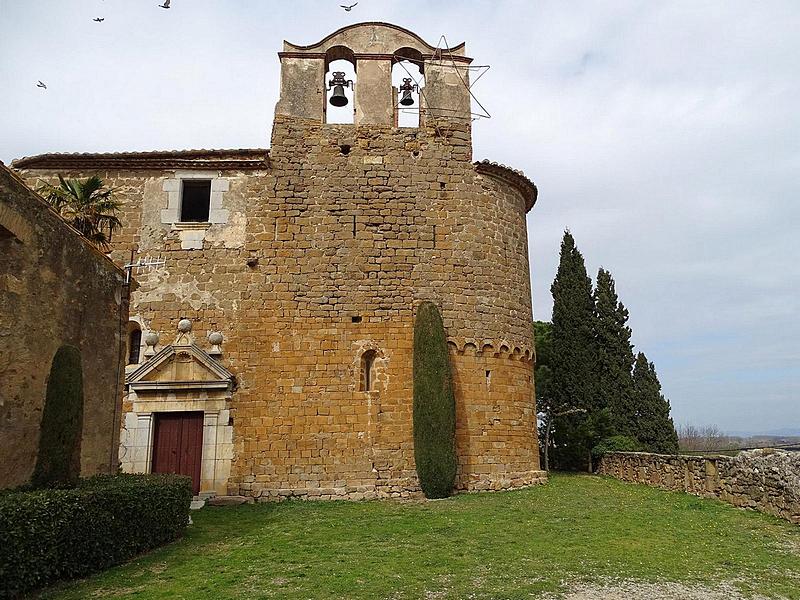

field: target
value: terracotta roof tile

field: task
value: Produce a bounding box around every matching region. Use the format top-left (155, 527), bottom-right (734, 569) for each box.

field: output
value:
top-left (11, 148), bottom-right (270, 171)
top-left (474, 159), bottom-right (538, 211)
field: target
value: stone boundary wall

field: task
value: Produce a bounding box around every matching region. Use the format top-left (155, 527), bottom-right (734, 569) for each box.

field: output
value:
top-left (0, 164), bottom-right (128, 488)
top-left (597, 449), bottom-right (800, 524)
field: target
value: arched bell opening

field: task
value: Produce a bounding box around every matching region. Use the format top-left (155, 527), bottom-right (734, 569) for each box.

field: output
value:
top-left (392, 48), bottom-right (425, 127)
top-left (324, 45), bottom-right (357, 124)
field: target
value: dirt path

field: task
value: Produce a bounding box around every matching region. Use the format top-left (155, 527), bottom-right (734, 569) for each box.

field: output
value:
top-left (544, 581), bottom-right (772, 599)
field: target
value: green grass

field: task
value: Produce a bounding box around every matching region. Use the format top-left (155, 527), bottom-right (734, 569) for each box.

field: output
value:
top-left (36, 474), bottom-right (800, 599)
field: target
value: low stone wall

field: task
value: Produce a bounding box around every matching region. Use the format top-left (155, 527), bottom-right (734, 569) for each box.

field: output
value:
top-left (597, 449), bottom-right (800, 524)
top-left (250, 469), bottom-right (548, 502)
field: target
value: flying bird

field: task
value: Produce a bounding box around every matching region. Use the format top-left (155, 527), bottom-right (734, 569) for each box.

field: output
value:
top-left (340, 2), bottom-right (358, 10)
top-left (159, 0), bottom-right (170, 8)
top-left (93, 17), bottom-right (105, 22)
top-left (36, 80), bottom-right (47, 89)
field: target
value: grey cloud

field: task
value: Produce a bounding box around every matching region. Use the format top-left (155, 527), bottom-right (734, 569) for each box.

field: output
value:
top-left (1, 0), bottom-right (797, 433)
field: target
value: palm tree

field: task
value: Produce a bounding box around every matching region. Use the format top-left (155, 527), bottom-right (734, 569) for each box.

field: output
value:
top-left (38, 175), bottom-right (122, 251)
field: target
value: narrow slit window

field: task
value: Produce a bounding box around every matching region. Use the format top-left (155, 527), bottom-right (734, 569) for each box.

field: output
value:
top-left (180, 180), bottom-right (211, 222)
top-left (128, 326), bottom-right (142, 365)
top-left (360, 349), bottom-right (378, 392)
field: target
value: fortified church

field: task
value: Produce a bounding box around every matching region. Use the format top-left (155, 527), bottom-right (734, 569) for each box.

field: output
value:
top-left (13, 23), bottom-right (544, 500)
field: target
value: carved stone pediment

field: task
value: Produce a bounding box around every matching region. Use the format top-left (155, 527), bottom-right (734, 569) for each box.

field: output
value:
top-left (125, 343), bottom-right (234, 393)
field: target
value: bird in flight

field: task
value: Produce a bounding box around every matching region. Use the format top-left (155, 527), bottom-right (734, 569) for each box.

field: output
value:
top-left (37, 81), bottom-right (47, 89)
top-left (159, 0), bottom-right (170, 8)
top-left (93, 17), bottom-right (105, 22)
top-left (341, 2), bottom-right (358, 11)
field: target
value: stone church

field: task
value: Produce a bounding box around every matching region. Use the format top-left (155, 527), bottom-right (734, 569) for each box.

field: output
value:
top-left (14, 22), bottom-right (544, 500)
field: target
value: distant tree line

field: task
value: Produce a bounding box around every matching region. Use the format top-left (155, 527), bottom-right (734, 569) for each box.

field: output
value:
top-left (535, 231), bottom-right (679, 471)
top-left (677, 424), bottom-right (730, 453)
top-left (677, 425), bottom-right (800, 453)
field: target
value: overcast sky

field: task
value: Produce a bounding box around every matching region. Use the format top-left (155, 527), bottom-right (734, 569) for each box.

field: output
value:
top-left (1, 1), bottom-right (798, 434)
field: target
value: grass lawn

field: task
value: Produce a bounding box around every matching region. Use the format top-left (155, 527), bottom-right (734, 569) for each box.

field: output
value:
top-left (36, 474), bottom-right (800, 599)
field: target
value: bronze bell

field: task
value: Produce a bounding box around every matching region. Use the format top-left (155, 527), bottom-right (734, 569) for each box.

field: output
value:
top-left (328, 71), bottom-right (352, 107)
top-left (399, 77), bottom-right (417, 107)
top-left (330, 85), bottom-right (348, 107)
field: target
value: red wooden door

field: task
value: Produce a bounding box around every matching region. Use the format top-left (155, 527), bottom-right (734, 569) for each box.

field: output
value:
top-left (151, 412), bottom-right (204, 494)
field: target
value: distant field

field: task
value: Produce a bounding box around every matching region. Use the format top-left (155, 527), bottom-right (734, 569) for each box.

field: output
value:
top-left (36, 474), bottom-right (800, 599)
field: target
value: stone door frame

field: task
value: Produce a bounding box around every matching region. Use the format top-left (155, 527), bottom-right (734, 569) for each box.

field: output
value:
top-left (121, 343), bottom-right (234, 495)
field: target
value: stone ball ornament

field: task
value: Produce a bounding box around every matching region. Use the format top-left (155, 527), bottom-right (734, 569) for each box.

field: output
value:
top-left (178, 318), bottom-right (192, 333)
top-left (208, 331), bottom-right (224, 346)
top-left (144, 331), bottom-right (160, 348)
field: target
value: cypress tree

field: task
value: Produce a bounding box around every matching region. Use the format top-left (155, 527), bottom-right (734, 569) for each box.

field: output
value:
top-left (533, 321), bottom-right (553, 468)
top-left (632, 352), bottom-right (679, 454)
top-left (549, 231), bottom-right (598, 470)
top-left (593, 268), bottom-right (636, 438)
top-left (31, 345), bottom-right (84, 488)
top-left (412, 301), bottom-right (457, 498)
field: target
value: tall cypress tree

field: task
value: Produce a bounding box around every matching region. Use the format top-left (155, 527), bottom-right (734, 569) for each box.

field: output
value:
top-left (549, 231), bottom-right (598, 470)
top-left (32, 345), bottom-right (84, 488)
top-left (632, 352), bottom-right (679, 454)
top-left (593, 268), bottom-right (636, 438)
top-left (412, 301), bottom-right (457, 498)
top-left (534, 321), bottom-right (554, 469)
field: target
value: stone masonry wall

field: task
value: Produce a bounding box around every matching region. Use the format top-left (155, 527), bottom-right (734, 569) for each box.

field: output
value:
top-left (0, 164), bottom-right (128, 489)
top-left (15, 115), bottom-right (545, 499)
top-left (598, 449), bottom-right (800, 524)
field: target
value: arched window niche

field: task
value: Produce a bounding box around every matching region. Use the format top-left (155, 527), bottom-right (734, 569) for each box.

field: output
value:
top-left (324, 45), bottom-right (357, 124)
top-left (360, 349), bottom-right (379, 392)
top-left (393, 47), bottom-right (425, 128)
top-left (127, 322), bottom-right (142, 365)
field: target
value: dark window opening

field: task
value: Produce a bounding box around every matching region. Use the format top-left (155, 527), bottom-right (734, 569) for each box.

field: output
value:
top-left (340, 144), bottom-right (351, 155)
top-left (128, 326), bottom-right (142, 365)
top-left (351, 316), bottom-right (362, 323)
top-left (0, 224), bottom-right (15, 241)
top-left (180, 180), bottom-right (211, 222)
top-left (0, 225), bottom-right (18, 258)
top-left (360, 349), bottom-right (378, 392)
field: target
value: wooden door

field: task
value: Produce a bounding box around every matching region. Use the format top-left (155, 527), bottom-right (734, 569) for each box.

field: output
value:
top-left (151, 412), bottom-right (204, 494)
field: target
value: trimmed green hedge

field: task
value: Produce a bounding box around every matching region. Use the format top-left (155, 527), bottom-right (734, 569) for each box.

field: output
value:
top-left (32, 345), bottom-right (84, 488)
top-left (0, 474), bottom-right (192, 598)
top-left (413, 301), bottom-right (457, 499)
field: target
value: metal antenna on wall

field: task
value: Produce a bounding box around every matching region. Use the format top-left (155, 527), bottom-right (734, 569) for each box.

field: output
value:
top-left (392, 34), bottom-right (492, 123)
top-left (123, 249), bottom-right (166, 284)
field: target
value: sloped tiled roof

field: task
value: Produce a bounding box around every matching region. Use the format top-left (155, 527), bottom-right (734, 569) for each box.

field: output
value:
top-left (474, 159), bottom-right (538, 211)
top-left (11, 148), bottom-right (270, 171)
